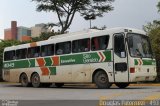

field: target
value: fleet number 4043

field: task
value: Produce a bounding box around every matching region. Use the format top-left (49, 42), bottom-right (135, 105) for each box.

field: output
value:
top-left (4, 63), bottom-right (15, 68)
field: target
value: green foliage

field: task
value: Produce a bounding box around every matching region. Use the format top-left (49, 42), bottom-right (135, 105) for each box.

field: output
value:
top-left (144, 21), bottom-right (160, 60)
top-left (31, 31), bottom-right (61, 42)
top-left (32, 0), bottom-right (114, 33)
top-left (144, 1), bottom-right (160, 60)
top-left (143, 20), bottom-right (160, 33)
top-left (91, 25), bottom-right (107, 30)
top-left (148, 27), bottom-right (160, 60)
top-left (157, 1), bottom-right (160, 12)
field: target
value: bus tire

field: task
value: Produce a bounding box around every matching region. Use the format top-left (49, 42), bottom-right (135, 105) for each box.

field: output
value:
top-left (94, 71), bottom-right (111, 89)
top-left (115, 83), bottom-right (130, 88)
top-left (20, 73), bottom-right (30, 87)
top-left (55, 83), bottom-right (64, 88)
top-left (31, 73), bottom-right (41, 88)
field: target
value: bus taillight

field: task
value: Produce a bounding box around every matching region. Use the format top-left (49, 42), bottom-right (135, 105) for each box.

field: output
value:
top-left (130, 67), bottom-right (135, 73)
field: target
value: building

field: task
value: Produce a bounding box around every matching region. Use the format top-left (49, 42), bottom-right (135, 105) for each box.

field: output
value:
top-left (4, 28), bottom-right (12, 40)
top-left (4, 21), bottom-right (32, 41)
top-left (17, 26), bottom-right (31, 41)
top-left (4, 21), bottom-right (17, 40)
top-left (31, 23), bottom-right (50, 38)
top-left (4, 21), bottom-right (50, 41)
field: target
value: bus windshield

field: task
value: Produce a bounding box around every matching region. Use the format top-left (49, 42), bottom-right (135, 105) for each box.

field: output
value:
top-left (127, 33), bottom-right (152, 58)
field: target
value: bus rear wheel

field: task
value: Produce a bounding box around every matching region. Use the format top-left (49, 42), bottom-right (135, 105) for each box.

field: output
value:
top-left (94, 71), bottom-right (111, 89)
top-left (20, 73), bottom-right (30, 87)
top-left (55, 83), bottom-right (64, 88)
top-left (31, 73), bottom-right (41, 88)
top-left (115, 83), bottom-right (130, 88)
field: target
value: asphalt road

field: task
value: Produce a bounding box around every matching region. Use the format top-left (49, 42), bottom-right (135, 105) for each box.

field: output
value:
top-left (0, 83), bottom-right (160, 106)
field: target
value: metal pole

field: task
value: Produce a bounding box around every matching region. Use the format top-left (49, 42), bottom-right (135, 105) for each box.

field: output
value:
top-left (90, 19), bottom-right (91, 29)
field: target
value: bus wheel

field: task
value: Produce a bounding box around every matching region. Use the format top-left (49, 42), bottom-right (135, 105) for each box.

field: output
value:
top-left (31, 73), bottom-right (41, 88)
top-left (20, 73), bottom-right (30, 87)
top-left (115, 83), bottom-right (130, 88)
top-left (55, 83), bottom-right (64, 88)
top-left (94, 71), bottom-right (111, 89)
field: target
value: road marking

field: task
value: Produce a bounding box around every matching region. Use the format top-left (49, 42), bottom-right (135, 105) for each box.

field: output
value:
top-left (94, 91), bottom-right (147, 99)
top-left (143, 93), bottom-right (160, 100)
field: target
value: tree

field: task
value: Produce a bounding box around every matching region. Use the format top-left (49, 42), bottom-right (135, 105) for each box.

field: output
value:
top-left (32, 0), bottom-right (114, 34)
top-left (148, 27), bottom-right (160, 60)
top-left (143, 20), bottom-right (160, 33)
top-left (30, 31), bottom-right (61, 42)
top-left (157, 1), bottom-right (160, 12)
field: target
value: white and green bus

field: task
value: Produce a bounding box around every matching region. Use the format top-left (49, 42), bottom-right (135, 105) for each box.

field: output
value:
top-left (2, 27), bottom-right (157, 88)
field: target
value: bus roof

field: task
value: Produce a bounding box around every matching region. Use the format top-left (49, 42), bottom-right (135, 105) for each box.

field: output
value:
top-left (49, 27), bottom-right (146, 39)
top-left (4, 27), bottom-right (146, 52)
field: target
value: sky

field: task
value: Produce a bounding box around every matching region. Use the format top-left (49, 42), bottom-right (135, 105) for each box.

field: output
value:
top-left (0, 0), bottom-right (159, 39)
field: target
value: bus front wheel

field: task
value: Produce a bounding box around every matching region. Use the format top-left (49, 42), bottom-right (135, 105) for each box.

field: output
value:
top-left (20, 73), bottom-right (30, 87)
top-left (94, 71), bottom-right (111, 89)
top-left (115, 83), bottom-right (130, 88)
top-left (31, 73), bottom-right (41, 88)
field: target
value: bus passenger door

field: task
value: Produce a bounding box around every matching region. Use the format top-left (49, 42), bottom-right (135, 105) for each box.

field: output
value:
top-left (113, 33), bottom-right (129, 82)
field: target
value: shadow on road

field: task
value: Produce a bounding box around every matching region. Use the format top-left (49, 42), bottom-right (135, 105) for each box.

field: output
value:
top-left (0, 83), bottom-right (152, 90)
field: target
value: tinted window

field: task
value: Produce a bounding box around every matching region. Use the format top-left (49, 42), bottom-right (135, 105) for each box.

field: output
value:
top-left (114, 34), bottom-right (125, 57)
top-left (41, 44), bottom-right (54, 56)
top-left (4, 50), bottom-right (16, 61)
top-left (16, 49), bottom-right (27, 59)
top-left (56, 41), bottom-right (71, 55)
top-left (28, 47), bottom-right (40, 58)
top-left (72, 38), bottom-right (90, 53)
top-left (91, 35), bottom-right (109, 51)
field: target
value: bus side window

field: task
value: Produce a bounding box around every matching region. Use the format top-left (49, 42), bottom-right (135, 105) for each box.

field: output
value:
top-left (41, 46), bottom-right (46, 56)
top-left (114, 34), bottom-right (126, 57)
top-left (72, 38), bottom-right (90, 53)
top-left (4, 50), bottom-right (15, 61)
top-left (16, 49), bottom-right (27, 59)
top-left (91, 35), bottom-right (109, 51)
top-left (28, 47), bottom-right (40, 58)
top-left (41, 44), bottom-right (54, 56)
top-left (56, 41), bottom-right (71, 55)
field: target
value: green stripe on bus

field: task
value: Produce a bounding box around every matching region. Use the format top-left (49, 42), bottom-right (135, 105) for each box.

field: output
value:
top-left (44, 57), bottom-right (52, 66)
top-left (103, 51), bottom-right (112, 61)
top-left (3, 51), bottom-right (112, 69)
top-left (134, 59), bottom-right (156, 65)
top-left (29, 59), bottom-right (35, 67)
top-left (134, 59), bottom-right (138, 65)
top-left (143, 60), bottom-right (156, 65)
top-left (3, 60), bottom-right (29, 69)
top-left (49, 67), bottom-right (56, 75)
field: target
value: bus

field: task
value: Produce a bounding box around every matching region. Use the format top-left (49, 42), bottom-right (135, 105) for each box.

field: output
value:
top-left (2, 27), bottom-right (157, 89)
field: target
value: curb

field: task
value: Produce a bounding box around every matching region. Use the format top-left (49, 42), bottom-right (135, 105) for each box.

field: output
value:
top-left (129, 84), bottom-right (160, 86)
